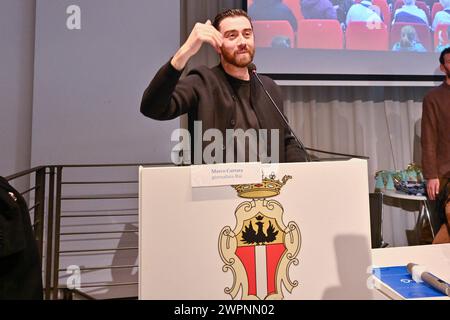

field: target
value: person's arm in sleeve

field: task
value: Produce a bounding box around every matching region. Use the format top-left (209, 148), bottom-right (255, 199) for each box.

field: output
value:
top-left (140, 20), bottom-right (223, 120)
top-left (421, 95), bottom-right (440, 199)
top-left (140, 61), bottom-right (198, 120)
top-left (325, 1), bottom-right (338, 20)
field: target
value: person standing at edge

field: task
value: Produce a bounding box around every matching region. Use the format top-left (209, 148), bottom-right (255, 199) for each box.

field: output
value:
top-left (140, 9), bottom-right (308, 164)
top-left (421, 47), bottom-right (450, 244)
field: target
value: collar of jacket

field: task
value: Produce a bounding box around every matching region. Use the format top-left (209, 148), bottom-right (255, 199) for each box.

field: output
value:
top-left (211, 63), bottom-right (270, 129)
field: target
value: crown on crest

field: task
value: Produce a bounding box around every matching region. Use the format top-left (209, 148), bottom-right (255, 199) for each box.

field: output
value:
top-left (233, 173), bottom-right (292, 199)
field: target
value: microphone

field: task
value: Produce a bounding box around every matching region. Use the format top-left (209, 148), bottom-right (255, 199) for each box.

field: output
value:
top-left (248, 63), bottom-right (370, 161)
top-left (248, 63), bottom-right (311, 162)
top-left (407, 263), bottom-right (450, 297)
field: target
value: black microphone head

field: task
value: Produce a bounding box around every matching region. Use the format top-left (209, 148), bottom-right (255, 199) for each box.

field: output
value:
top-left (247, 63), bottom-right (257, 73)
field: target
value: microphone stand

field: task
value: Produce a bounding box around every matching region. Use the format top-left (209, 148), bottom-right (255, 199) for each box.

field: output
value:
top-left (250, 68), bottom-right (369, 162)
top-left (251, 69), bottom-right (311, 162)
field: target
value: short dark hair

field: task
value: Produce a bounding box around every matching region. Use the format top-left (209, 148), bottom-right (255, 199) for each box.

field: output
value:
top-left (212, 9), bottom-right (252, 31)
top-left (439, 47), bottom-right (450, 65)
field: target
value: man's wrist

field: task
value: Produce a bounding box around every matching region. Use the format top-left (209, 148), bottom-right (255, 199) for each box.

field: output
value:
top-left (171, 46), bottom-right (190, 71)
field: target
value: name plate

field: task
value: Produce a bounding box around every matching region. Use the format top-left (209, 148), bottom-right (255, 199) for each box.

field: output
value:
top-left (190, 162), bottom-right (262, 187)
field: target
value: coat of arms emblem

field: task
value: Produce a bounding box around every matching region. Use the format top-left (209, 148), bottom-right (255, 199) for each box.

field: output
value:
top-left (218, 174), bottom-right (301, 300)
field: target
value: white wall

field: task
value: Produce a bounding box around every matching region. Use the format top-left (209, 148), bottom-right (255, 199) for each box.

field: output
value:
top-left (31, 0), bottom-right (179, 166)
top-left (0, 0), bottom-right (35, 177)
top-left (30, 0), bottom-right (181, 299)
top-left (0, 0), bottom-right (182, 299)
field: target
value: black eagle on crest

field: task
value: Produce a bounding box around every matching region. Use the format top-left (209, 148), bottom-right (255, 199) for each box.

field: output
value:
top-left (242, 215), bottom-right (279, 245)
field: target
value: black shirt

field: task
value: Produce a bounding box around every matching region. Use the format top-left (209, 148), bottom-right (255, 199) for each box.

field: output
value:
top-left (140, 60), bottom-right (309, 163)
top-left (225, 73), bottom-right (261, 162)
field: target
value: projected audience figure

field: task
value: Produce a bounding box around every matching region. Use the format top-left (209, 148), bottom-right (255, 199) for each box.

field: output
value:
top-left (346, 0), bottom-right (382, 25)
top-left (332, 0), bottom-right (354, 23)
top-left (432, 0), bottom-right (450, 30)
top-left (392, 0), bottom-right (429, 25)
top-left (271, 35), bottom-right (292, 47)
top-left (301, 0), bottom-right (338, 20)
top-left (392, 25), bottom-right (427, 51)
top-left (249, 0), bottom-right (298, 31)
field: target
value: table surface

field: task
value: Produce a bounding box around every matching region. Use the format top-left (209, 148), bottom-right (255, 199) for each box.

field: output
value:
top-left (382, 190), bottom-right (427, 201)
top-left (372, 244), bottom-right (450, 299)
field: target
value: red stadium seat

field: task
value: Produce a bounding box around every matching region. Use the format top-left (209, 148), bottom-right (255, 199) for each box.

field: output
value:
top-left (372, 0), bottom-right (392, 26)
top-left (390, 22), bottom-right (433, 51)
top-left (297, 19), bottom-right (344, 49)
top-left (393, 0), bottom-right (431, 24)
top-left (345, 21), bottom-right (389, 51)
top-left (434, 23), bottom-right (450, 49)
top-left (253, 20), bottom-right (295, 47)
top-left (431, 2), bottom-right (444, 22)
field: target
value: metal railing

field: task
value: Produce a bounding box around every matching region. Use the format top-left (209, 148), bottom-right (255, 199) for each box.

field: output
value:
top-left (6, 162), bottom-right (170, 300)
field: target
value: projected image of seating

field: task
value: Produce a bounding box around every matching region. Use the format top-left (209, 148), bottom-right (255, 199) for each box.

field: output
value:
top-left (431, 0), bottom-right (450, 31)
top-left (283, 0), bottom-right (304, 26)
top-left (253, 20), bottom-right (295, 47)
top-left (247, 0), bottom-right (446, 76)
top-left (346, 21), bottom-right (389, 50)
top-left (431, 2), bottom-right (444, 19)
top-left (373, 0), bottom-right (392, 26)
top-left (434, 23), bottom-right (450, 52)
top-left (390, 22), bottom-right (432, 51)
top-left (392, 0), bottom-right (431, 25)
top-left (297, 19), bottom-right (344, 49)
top-left (248, 0), bottom-right (446, 54)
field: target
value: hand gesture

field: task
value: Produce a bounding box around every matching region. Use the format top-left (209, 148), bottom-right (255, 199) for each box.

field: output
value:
top-left (171, 20), bottom-right (223, 70)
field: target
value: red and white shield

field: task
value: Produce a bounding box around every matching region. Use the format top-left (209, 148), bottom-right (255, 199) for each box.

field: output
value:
top-left (219, 199), bottom-right (301, 300)
top-left (235, 242), bottom-right (286, 299)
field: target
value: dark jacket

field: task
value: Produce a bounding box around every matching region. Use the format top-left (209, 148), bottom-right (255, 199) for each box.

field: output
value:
top-left (140, 61), bottom-right (308, 163)
top-left (301, 0), bottom-right (338, 20)
top-left (249, 0), bottom-right (298, 32)
top-left (0, 176), bottom-right (43, 300)
top-left (436, 179), bottom-right (449, 225)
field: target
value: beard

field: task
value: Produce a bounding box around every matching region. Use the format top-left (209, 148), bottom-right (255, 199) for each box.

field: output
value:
top-left (443, 65), bottom-right (450, 78)
top-left (221, 46), bottom-right (255, 68)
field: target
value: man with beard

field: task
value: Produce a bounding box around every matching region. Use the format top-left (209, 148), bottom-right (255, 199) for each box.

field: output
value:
top-left (141, 9), bottom-right (308, 164)
top-left (421, 47), bottom-right (450, 243)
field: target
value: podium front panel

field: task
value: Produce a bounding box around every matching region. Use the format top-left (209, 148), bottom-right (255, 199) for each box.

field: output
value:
top-left (139, 160), bottom-right (373, 299)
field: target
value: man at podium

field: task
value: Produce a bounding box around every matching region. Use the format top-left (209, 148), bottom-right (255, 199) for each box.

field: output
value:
top-left (140, 9), bottom-right (309, 164)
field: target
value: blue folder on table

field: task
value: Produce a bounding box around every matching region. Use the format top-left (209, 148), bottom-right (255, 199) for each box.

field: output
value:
top-left (372, 266), bottom-right (447, 299)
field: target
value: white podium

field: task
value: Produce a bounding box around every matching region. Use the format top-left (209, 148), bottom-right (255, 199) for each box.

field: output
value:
top-left (139, 159), bottom-right (374, 300)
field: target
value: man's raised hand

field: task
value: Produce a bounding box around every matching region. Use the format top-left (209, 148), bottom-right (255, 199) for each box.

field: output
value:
top-left (171, 20), bottom-right (223, 71)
